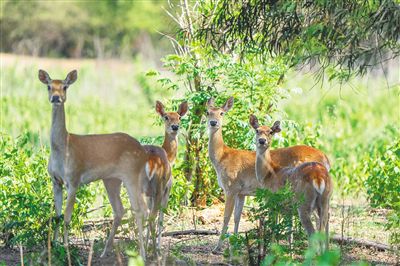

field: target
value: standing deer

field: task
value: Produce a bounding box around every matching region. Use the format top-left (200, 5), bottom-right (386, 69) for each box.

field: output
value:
top-left (142, 100), bottom-right (188, 252)
top-left (38, 69), bottom-right (150, 261)
top-left (206, 97), bottom-right (331, 251)
top-left (250, 114), bottom-right (333, 250)
top-left (101, 100), bottom-right (188, 257)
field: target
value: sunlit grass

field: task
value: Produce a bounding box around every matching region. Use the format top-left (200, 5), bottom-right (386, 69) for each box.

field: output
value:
top-left (279, 73), bottom-right (399, 198)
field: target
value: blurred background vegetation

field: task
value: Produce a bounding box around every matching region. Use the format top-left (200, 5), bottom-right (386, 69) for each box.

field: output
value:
top-left (0, 0), bottom-right (399, 264)
top-left (1, 0), bottom-right (175, 60)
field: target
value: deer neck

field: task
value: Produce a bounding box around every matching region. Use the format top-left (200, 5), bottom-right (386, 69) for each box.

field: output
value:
top-left (208, 127), bottom-right (225, 165)
top-left (256, 148), bottom-right (276, 186)
top-left (162, 132), bottom-right (178, 164)
top-left (50, 104), bottom-right (68, 152)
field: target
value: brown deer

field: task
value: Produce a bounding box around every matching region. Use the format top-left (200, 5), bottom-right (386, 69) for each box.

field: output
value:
top-left (250, 114), bottom-right (333, 250)
top-left (206, 97), bottom-right (331, 251)
top-left (39, 69), bottom-right (150, 261)
top-left (142, 100), bottom-right (188, 252)
top-left (100, 100), bottom-right (188, 257)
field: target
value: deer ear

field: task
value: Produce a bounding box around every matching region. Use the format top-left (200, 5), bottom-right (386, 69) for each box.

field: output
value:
top-left (249, 115), bottom-right (259, 130)
top-left (271, 121), bottom-right (281, 134)
top-left (178, 101), bottom-right (188, 117)
top-left (207, 97), bottom-right (215, 108)
top-left (64, 70), bottom-right (77, 85)
top-left (222, 97), bottom-right (234, 112)
top-left (155, 101), bottom-right (166, 117)
top-left (38, 69), bottom-right (51, 84)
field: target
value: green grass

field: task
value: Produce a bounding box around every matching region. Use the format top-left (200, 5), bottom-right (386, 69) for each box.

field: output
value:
top-left (279, 74), bottom-right (399, 198)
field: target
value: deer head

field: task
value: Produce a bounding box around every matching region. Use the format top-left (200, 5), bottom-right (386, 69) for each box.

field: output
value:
top-left (38, 69), bottom-right (77, 105)
top-left (156, 100), bottom-right (188, 136)
top-left (250, 114), bottom-right (281, 151)
top-left (206, 97), bottom-right (234, 132)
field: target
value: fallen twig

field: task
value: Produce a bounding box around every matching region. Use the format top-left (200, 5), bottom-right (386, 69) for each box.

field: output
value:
top-left (162, 229), bottom-right (218, 237)
top-left (331, 235), bottom-right (392, 251)
top-left (86, 205), bottom-right (106, 214)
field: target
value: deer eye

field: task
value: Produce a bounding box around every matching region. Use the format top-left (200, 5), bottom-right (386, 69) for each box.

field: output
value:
top-left (164, 116), bottom-right (169, 121)
top-left (220, 112), bottom-right (224, 116)
top-left (178, 116), bottom-right (181, 120)
top-left (63, 85), bottom-right (68, 90)
top-left (206, 111), bottom-right (209, 115)
top-left (47, 85), bottom-right (51, 90)
top-left (255, 129), bottom-right (259, 134)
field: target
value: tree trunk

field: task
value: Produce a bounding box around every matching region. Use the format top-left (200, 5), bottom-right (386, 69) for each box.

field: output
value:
top-left (189, 74), bottom-right (209, 207)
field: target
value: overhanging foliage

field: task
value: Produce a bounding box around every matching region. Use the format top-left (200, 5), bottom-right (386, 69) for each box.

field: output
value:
top-left (197, 0), bottom-right (400, 77)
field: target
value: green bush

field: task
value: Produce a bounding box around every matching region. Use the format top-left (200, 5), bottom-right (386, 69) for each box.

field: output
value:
top-left (364, 140), bottom-right (400, 209)
top-left (151, 46), bottom-right (287, 205)
top-left (0, 133), bottom-right (96, 247)
top-left (364, 139), bottom-right (400, 245)
top-left (0, 134), bottom-right (52, 246)
top-left (262, 237), bottom-right (342, 266)
top-left (226, 185), bottom-right (305, 265)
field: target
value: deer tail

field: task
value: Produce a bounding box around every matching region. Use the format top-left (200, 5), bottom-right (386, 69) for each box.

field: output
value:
top-left (145, 160), bottom-right (155, 181)
top-left (312, 178), bottom-right (325, 195)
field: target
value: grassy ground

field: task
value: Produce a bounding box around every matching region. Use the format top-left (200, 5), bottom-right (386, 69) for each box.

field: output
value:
top-left (0, 203), bottom-right (398, 265)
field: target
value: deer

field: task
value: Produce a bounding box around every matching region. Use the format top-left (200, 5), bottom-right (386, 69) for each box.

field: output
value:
top-left (100, 100), bottom-right (188, 258)
top-left (38, 69), bottom-right (151, 262)
top-left (250, 114), bottom-right (333, 251)
top-left (205, 97), bottom-right (331, 251)
top-left (142, 100), bottom-right (188, 253)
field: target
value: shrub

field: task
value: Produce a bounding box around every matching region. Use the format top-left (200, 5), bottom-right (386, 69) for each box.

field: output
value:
top-left (226, 185), bottom-right (305, 265)
top-left (263, 237), bottom-right (342, 266)
top-left (364, 140), bottom-right (400, 209)
top-left (364, 139), bottom-right (400, 246)
top-left (0, 133), bottom-right (95, 247)
top-left (150, 47), bottom-right (287, 206)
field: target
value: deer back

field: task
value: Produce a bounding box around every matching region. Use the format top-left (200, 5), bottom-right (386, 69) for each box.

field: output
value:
top-left (270, 145), bottom-right (330, 170)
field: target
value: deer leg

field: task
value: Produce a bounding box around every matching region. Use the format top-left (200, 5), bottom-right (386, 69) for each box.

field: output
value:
top-left (63, 185), bottom-right (78, 266)
top-left (135, 210), bottom-right (147, 260)
top-left (325, 212), bottom-right (330, 251)
top-left (125, 182), bottom-right (148, 260)
top-left (213, 194), bottom-right (235, 252)
top-left (147, 212), bottom-right (157, 256)
top-left (144, 196), bottom-right (153, 252)
top-left (288, 215), bottom-right (294, 252)
top-left (52, 179), bottom-right (63, 241)
top-left (233, 195), bottom-right (245, 234)
top-left (157, 183), bottom-right (171, 252)
top-left (298, 204), bottom-right (315, 245)
top-left (318, 197), bottom-right (330, 251)
top-left (101, 179), bottom-right (124, 258)
top-left (157, 210), bottom-right (164, 254)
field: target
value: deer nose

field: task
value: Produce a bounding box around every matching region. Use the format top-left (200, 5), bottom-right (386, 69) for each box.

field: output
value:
top-left (258, 138), bottom-right (266, 145)
top-left (171, 125), bottom-right (179, 131)
top-left (51, 95), bottom-right (61, 103)
top-left (210, 121), bottom-right (217, 127)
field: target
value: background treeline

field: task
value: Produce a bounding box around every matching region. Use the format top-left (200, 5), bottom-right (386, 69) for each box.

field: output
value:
top-left (0, 0), bottom-right (176, 60)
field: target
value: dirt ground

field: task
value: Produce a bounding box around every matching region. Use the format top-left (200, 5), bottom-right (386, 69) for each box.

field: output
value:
top-left (1, 202), bottom-right (399, 265)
